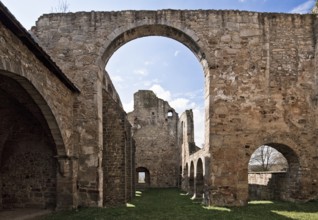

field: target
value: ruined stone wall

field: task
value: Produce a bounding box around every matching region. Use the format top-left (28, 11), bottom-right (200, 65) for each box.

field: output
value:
top-left (248, 172), bottom-right (288, 200)
top-left (179, 110), bottom-right (210, 200)
top-left (128, 90), bottom-right (179, 188)
top-left (0, 13), bottom-right (78, 209)
top-left (33, 10), bottom-right (318, 206)
top-left (102, 89), bottom-right (134, 206)
top-left (208, 13), bottom-right (318, 205)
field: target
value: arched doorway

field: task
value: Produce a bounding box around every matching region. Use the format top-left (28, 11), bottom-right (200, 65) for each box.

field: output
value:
top-left (136, 167), bottom-right (150, 189)
top-left (248, 143), bottom-right (299, 201)
top-left (196, 158), bottom-right (204, 198)
top-left (0, 74), bottom-right (57, 209)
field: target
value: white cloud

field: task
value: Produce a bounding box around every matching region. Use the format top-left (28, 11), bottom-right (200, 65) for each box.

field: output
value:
top-left (149, 84), bottom-right (172, 101)
top-left (143, 78), bottom-right (160, 87)
top-left (111, 75), bottom-right (123, 82)
top-left (193, 106), bottom-right (205, 148)
top-left (290, 0), bottom-right (315, 14)
top-left (123, 100), bottom-right (134, 113)
top-left (170, 98), bottom-right (191, 113)
top-left (144, 60), bottom-right (154, 66)
top-left (133, 68), bottom-right (148, 76)
top-left (174, 50), bottom-right (180, 56)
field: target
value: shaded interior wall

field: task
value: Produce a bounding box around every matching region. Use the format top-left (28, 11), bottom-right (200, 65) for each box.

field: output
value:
top-left (102, 89), bottom-right (134, 206)
top-left (0, 76), bottom-right (56, 209)
top-left (127, 90), bottom-right (179, 188)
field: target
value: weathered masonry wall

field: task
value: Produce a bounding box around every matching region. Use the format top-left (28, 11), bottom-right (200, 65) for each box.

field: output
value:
top-left (32, 10), bottom-right (318, 206)
top-left (128, 90), bottom-right (179, 188)
top-left (102, 88), bottom-right (135, 206)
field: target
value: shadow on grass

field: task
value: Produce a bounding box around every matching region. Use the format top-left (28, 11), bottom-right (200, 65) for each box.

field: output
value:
top-left (41, 188), bottom-right (318, 220)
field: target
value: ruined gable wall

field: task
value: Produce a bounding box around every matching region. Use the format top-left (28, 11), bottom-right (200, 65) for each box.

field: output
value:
top-left (128, 90), bottom-right (179, 188)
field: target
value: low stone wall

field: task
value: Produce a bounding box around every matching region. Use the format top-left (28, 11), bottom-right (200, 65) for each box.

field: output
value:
top-left (248, 172), bottom-right (287, 201)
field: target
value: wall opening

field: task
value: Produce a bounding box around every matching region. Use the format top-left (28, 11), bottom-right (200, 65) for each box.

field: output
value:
top-left (248, 143), bottom-right (299, 201)
top-left (189, 161), bottom-right (195, 196)
top-left (138, 172), bottom-right (146, 183)
top-left (136, 167), bottom-right (150, 189)
top-left (196, 158), bottom-right (204, 198)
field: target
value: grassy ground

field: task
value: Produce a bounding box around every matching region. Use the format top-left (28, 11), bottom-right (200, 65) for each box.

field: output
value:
top-left (41, 188), bottom-right (318, 220)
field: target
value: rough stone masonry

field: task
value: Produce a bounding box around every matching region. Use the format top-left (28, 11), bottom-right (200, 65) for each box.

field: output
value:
top-left (0, 1), bottom-right (317, 209)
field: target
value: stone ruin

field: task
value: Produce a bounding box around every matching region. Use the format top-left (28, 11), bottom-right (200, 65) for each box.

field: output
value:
top-left (128, 90), bottom-right (180, 189)
top-left (0, 1), bottom-right (317, 210)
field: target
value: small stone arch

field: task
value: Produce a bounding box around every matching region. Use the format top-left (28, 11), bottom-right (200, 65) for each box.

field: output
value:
top-left (196, 158), bottom-right (204, 198)
top-left (248, 142), bottom-right (301, 201)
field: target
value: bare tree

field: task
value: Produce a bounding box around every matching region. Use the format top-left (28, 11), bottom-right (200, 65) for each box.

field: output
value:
top-left (249, 145), bottom-right (288, 172)
top-left (51, 0), bottom-right (69, 13)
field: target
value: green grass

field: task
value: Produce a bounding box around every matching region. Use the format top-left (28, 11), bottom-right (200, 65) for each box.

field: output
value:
top-left (41, 188), bottom-right (318, 220)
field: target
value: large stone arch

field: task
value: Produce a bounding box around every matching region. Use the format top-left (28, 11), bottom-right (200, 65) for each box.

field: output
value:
top-left (0, 71), bottom-right (66, 156)
top-left (99, 24), bottom-right (208, 68)
top-left (98, 23), bottom-right (211, 149)
top-left (0, 72), bottom-right (66, 210)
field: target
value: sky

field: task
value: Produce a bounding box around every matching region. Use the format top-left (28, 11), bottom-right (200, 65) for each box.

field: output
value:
top-left (1, 0), bottom-right (315, 147)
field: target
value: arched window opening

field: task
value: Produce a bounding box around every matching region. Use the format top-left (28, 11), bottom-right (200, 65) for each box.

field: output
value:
top-left (249, 145), bottom-right (288, 172)
top-left (248, 144), bottom-right (299, 201)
